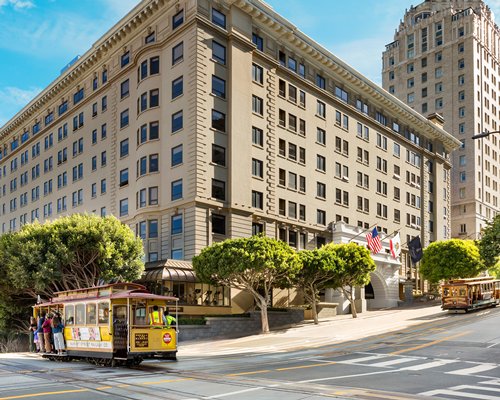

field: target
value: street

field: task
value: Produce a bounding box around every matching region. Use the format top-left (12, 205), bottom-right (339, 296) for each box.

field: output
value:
top-left (0, 306), bottom-right (499, 399)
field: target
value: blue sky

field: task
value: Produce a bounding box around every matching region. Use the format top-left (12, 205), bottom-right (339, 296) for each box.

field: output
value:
top-left (1, 0), bottom-right (500, 127)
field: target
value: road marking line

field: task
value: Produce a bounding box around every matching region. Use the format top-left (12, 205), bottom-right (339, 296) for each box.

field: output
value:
top-left (338, 354), bottom-right (389, 364)
top-left (451, 385), bottom-right (500, 393)
top-left (117, 384), bottom-right (130, 387)
top-left (227, 370), bottom-right (270, 376)
top-left (202, 387), bottom-right (264, 399)
top-left (298, 369), bottom-right (396, 384)
top-left (276, 361), bottom-right (336, 371)
top-left (140, 377), bottom-right (193, 385)
top-left (360, 392), bottom-right (419, 400)
top-left (369, 357), bottom-right (417, 367)
top-left (447, 364), bottom-right (498, 376)
top-left (419, 389), bottom-right (500, 399)
top-left (391, 331), bottom-right (472, 355)
top-left (96, 386), bottom-right (112, 390)
top-left (0, 389), bottom-right (88, 400)
top-left (399, 359), bottom-right (456, 371)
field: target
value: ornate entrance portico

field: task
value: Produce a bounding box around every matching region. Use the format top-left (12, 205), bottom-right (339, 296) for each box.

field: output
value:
top-left (328, 222), bottom-right (401, 314)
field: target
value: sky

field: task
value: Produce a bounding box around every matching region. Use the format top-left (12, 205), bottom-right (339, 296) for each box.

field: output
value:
top-left (2, 0), bottom-right (500, 127)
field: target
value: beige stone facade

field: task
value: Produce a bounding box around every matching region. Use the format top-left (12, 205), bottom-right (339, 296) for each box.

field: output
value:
top-left (382, 0), bottom-right (500, 239)
top-left (0, 0), bottom-right (459, 302)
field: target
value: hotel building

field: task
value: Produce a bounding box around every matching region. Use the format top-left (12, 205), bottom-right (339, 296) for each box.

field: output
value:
top-left (0, 0), bottom-right (459, 309)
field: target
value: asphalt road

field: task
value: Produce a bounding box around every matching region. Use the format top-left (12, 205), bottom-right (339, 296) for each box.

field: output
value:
top-left (0, 307), bottom-right (499, 400)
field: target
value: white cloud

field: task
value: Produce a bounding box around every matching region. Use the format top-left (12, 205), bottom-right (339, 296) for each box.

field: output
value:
top-left (0, 0), bottom-right (34, 10)
top-left (0, 86), bottom-right (42, 127)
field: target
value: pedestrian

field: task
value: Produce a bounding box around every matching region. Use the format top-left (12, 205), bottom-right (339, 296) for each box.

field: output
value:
top-left (36, 312), bottom-right (46, 354)
top-left (51, 312), bottom-right (65, 355)
top-left (162, 309), bottom-right (176, 328)
top-left (28, 317), bottom-right (37, 352)
top-left (42, 313), bottom-right (53, 353)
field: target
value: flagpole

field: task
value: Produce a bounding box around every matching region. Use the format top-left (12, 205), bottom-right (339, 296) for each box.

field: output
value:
top-left (348, 223), bottom-right (378, 243)
top-left (380, 228), bottom-right (401, 241)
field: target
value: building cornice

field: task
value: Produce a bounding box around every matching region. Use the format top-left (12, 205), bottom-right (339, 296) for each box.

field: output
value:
top-left (0, 0), bottom-right (167, 138)
top-left (231, 0), bottom-right (461, 151)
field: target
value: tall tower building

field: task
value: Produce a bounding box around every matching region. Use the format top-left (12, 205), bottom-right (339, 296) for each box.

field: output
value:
top-left (382, 0), bottom-right (500, 238)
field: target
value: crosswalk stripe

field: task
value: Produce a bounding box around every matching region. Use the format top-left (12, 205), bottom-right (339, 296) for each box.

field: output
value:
top-left (338, 354), bottom-right (388, 364)
top-left (447, 364), bottom-right (497, 375)
top-left (369, 357), bottom-right (417, 367)
top-left (418, 389), bottom-right (500, 399)
top-left (452, 385), bottom-right (500, 393)
top-left (399, 359), bottom-right (456, 371)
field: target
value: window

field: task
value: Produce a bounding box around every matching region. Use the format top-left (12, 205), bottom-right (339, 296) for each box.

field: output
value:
top-left (317, 128), bottom-right (326, 145)
top-left (252, 127), bottom-right (263, 146)
top-left (212, 75), bottom-right (226, 98)
top-left (171, 214), bottom-right (183, 235)
top-left (73, 88), bottom-right (84, 105)
top-left (120, 109), bottom-right (129, 128)
top-left (252, 190), bottom-right (263, 209)
top-left (317, 182), bottom-right (326, 199)
top-left (212, 8), bottom-right (226, 29)
top-left (58, 101), bottom-right (68, 116)
top-left (317, 155), bottom-right (326, 172)
top-left (316, 74), bottom-right (325, 89)
top-left (252, 64), bottom-right (263, 84)
top-left (335, 87), bottom-right (348, 102)
top-left (120, 139), bottom-right (129, 158)
top-left (102, 96), bottom-right (107, 112)
top-left (149, 187), bottom-right (158, 205)
top-left (252, 33), bottom-right (263, 51)
top-left (173, 9), bottom-right (184, 29)
top-left (212, 179), bottom-right (225, 200)
top-left (171, 179), bottom-right (183, 200)
top-left (171, 144), bottom-right (183, 166)
top-left (145, 31), bottom-right (155, 44)
top-left (120, 79), bottom-right (129, 98)
top-left (119, 169), bottom-right (129, 187)
top-left (172, 76), bottom-right (183, 99)
top-left (212, 110), bottom-right (226, 131)
top-left (212, 144), bottom-right (226, 166)
top-left (101, 151), bottom-right (107, 167)
top-left (212, 214), bottom-right (226, 235)
top-left (121, 51), bottom-right (130, 67)
top-left (101, 179), bottom-right (106, 194)
top-left (172, 42), bottom-right (184, 64)
top-left (172, 111), bottom-right (183, 132)
top-left (317, 101), bottom-right (326, 118)
top-left (252, 95), bottom-right (264, 115)
top-left (252, 158), bottom-right (263, 178)
top-left (212, 41), bottom-right (226, 64)
top-left (317, 209), bottom-right (326, 226)
top-left (458, 59), bottom-right (465, 69)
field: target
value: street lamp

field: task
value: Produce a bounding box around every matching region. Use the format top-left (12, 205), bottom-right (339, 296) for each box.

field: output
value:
top-left (472, 130), bottom-right (500, 140)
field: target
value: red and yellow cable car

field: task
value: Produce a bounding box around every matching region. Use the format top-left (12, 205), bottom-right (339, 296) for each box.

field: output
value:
top-left (441, 277), bottom-right (500, 312)
top-left (33, 283), bottom-right (178, 366)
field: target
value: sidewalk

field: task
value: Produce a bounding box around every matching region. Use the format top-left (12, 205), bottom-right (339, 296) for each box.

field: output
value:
top-left (178, 303), bottom-right (447, 357)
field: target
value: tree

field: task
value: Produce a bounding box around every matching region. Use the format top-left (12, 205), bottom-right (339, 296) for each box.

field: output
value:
top-left (192, 235), bottom-right (301, 333)
top-left (0, 214), bottom-right (144, 330)
top-left (325, 243), bottom-right (376, 318)
top-left (296, 248), bottom-right (339, 324)
top-left (479, 214), bottom-right (500, 277)
top-left (421, 239), bottom-right (483, 283)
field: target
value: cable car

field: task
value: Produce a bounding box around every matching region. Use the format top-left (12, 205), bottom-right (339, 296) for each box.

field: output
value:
top-left (441, 277), bottom-right (500, 313)
top-left (33, 283), bottom-right (178, 366)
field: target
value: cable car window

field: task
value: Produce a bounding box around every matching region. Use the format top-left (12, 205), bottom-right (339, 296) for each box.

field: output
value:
top-left (459, 288), bottom-right (467, 296)
top-left (65, 305), bottom-right (75, 325)
top-left (87, 303), bottom-right (96, 325)
top-left (134, 303), bottom-right (147, 325)
top-left (75, 304), bottom-right (85, 325)
top-left (98, 302), bottom-right (109, 324)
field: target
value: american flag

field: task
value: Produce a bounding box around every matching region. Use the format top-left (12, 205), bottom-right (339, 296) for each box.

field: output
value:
top-left (366, 227), bottom-right (383, 254)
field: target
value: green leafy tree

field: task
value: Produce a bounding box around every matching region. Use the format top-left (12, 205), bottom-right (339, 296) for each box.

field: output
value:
top-left (325, 243), bottom-right (376, 318)
top-left (0, 214), bottom-right (144, 330)
top-left (192, 235), bottom-right (301, 333)
top-left (296, 248), bottom-right (339, 324)
top-left (421, 239), bottom-right (483, 283)
top-left (479, 215), bottom-right (500, 277)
